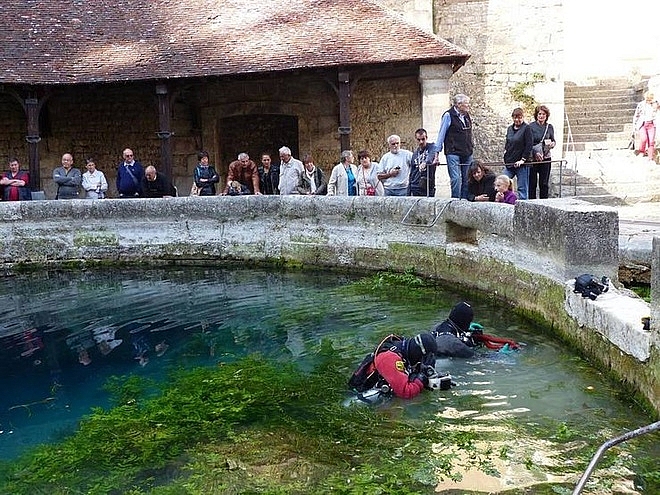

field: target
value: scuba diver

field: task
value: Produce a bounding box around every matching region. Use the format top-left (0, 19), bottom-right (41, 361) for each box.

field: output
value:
top-left (432, 301), bottom-right (521, 357)
top-left (348, 332), bottom-right (453, 405)
top-left (432, 301), bottom-right (478, 358)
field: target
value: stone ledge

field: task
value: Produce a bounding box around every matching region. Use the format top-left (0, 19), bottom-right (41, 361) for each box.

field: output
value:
top-left (565, 282), bottom-right (652, 362)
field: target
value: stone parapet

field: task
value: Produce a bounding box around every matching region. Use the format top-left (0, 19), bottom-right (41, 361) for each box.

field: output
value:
top-left (0, 196), bottom-right (656, 413)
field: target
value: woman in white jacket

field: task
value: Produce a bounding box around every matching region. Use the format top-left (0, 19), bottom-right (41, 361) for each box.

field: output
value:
top-left (633, 91), bottom-right (658, 163)
top-left (327, 150), bottom-right (358, 196)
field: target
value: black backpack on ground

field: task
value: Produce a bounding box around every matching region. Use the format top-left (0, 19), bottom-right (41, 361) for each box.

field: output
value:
top-left (574, 274), bottom-right (609, 300)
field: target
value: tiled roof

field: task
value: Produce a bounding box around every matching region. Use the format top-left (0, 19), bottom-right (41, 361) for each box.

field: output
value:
top-left (0, 0), bottom-right (470, 85)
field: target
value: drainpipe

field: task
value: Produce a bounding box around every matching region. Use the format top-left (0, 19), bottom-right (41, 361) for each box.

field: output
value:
top-left (156, 83), bottom-right (173, 180)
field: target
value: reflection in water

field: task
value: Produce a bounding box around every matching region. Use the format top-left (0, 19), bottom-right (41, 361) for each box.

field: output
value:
top-left (0, 267), bottom-right (656, 473)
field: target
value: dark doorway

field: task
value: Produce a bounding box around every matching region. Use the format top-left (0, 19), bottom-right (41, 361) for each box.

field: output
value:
top-left (218, 114), bottom-right (299, 177)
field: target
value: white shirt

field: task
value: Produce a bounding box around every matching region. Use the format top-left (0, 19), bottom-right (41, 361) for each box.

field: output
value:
top-left (279, 158), bottom-right (304, 195)
top-left (82, 170), bottom-right (109, 199)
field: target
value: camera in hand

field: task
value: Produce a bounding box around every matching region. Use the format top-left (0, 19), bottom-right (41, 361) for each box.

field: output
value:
top-left (423, 364), bottom-right (454, 391)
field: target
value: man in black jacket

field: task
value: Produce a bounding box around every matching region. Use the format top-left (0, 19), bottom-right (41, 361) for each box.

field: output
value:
top-left (434, 94), bottom-right (474, 199)
top-left (142, 166), bottom-right (176, 198)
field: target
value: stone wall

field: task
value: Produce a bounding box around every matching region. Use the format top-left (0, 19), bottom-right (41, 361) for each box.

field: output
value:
top-left (0, 196), bottom-right (656, 413)
top-left (431, 0), bottom-right (565, 162)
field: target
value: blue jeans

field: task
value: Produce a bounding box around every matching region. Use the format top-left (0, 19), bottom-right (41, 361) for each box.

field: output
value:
top-left (384, 187), bottom-right (408, 197)
top-left (446, 154), bottom-right (472, 199)
top-left (503, 165), bottom-right (529, 200)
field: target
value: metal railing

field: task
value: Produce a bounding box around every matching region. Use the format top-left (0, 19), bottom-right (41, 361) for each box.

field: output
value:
top-left (573, 420), bottom-right (660, 494)
top-left (564, 113), bottom-right (579, 196)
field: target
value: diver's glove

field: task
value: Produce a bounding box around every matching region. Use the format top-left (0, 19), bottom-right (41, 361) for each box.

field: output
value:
top-left (421, 364), bottom-right (437, 378)
top-left (422, 352), bottom-right (437, 367)
top-left (469, 322), bottom-right (484, 335)
top-left (409, 373), bottom-right (429, 388)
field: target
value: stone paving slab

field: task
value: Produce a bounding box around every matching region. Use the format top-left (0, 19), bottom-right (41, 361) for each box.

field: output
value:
top-left (617, 203), bottom-right (660, 267)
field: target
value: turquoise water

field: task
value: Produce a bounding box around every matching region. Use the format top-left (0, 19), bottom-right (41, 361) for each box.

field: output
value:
top-left (0, 267), bottom-right (656, 487)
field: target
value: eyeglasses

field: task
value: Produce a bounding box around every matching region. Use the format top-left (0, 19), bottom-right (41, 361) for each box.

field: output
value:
top-left (124, 154), bottom-right (133, 158)
top-left (389, 142), bottom-right (400, 146)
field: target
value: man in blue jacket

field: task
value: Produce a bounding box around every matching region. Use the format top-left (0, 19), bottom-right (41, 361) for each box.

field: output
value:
top-left (116, 148), bottom-right (143, 198)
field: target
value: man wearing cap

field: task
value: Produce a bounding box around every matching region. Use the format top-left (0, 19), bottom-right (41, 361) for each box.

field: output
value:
top-left (373, 332), bottom-right (438, 399)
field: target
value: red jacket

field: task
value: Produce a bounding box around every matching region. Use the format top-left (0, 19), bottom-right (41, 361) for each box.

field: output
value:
top-left (374, 349), bottom-right (425, 399)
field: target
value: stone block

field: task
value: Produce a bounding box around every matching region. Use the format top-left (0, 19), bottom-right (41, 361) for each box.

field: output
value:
top-left (514, 198), bottom-right (619, 281)
top-left (650, 237), bottom-right (660, 341)
top-left (565, 281), bottom-right (652, 362)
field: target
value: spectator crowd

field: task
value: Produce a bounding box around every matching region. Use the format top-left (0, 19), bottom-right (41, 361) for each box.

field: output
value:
top-left (1, 94), bottom-right (563, 204)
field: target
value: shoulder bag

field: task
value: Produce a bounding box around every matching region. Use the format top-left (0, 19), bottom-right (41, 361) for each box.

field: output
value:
top-left (531, 125), bottom-right (548, 162)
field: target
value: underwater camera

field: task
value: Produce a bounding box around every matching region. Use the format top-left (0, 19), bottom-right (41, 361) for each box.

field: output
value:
top-left (427, 371), bottom-right (454, 391)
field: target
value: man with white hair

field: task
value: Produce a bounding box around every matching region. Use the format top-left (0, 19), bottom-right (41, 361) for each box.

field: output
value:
top-left (53, 152), bottom-right (81, 199)
top-left (434, 93), bottom-right (474, 199)
top-left (141, 165), bottom-right (176, 198)
top-left (278, 146), bottom-right (304, 195)
top-left (223, 152), bottom-right (261, 194)
top-left (376, 135), bottom-right (412, 196)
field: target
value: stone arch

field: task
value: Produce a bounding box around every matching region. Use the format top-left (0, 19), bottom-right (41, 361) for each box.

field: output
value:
top-left (218, 114), bottom-right (299, 172)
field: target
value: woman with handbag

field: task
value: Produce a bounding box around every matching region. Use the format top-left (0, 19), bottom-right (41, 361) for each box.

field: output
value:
top-left (528, 105), bottom-right (556, 199)
top-left (192, 151), bottom-right (219, 196)
top-left (356, 150), bottom-right (383, 196)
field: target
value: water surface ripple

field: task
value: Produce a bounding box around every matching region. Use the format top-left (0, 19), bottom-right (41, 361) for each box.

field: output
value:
top-left (0, 267), bottom-right (655, 481)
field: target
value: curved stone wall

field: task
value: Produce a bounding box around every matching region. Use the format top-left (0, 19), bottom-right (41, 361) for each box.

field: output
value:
top-left (0, 196), bottom-right (657, 414)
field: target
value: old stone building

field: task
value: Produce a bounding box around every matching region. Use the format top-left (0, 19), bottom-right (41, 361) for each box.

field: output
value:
top-left (0, 0), bottom-right (469, 198)
top-left (2, 0), bottom-right (658, 198)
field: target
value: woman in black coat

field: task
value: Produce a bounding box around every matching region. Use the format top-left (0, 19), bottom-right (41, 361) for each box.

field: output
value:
top-left (467, 161), bottom-right (496, 202)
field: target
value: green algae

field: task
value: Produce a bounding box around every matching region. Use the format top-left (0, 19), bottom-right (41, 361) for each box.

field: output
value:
top-left (73, 231), bottom-right (119, 247)
top-left (0, 355), bottom-right (486, 495)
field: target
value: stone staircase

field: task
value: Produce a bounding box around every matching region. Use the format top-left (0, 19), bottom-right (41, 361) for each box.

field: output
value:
top-left (553, 79), bottom-right (658, 205)
top-left (564, 79), bottom-right (639, 152)
top-left (555, 149), bottom-right (660, 205)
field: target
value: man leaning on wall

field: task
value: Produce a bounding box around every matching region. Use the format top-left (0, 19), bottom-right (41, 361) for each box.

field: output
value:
top-left (223, 153), bottom-right (261, 195)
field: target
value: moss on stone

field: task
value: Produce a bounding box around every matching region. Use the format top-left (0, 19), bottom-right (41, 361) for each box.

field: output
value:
top-left (73, 232), bottom-right (119, 247)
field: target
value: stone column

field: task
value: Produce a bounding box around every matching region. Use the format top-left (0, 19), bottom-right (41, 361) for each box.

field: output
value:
top-left (650, 237), bottom-right (660, 348)
top-left (419, 64), bottom-right (453, 197)
top-left (25, 97), bottom-right (42, 191)
top-left (419, 65), bottom-right (452, 137)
